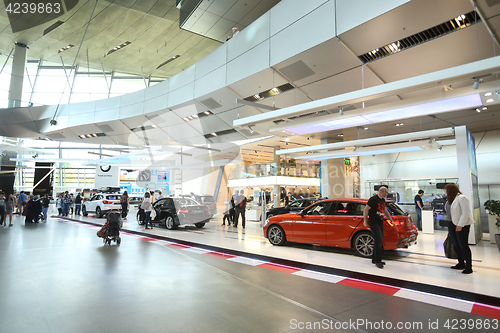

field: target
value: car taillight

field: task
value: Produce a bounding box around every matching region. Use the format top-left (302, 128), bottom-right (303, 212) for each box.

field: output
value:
top-left (103, 200), bottom-right (112, 204)
top-left (178, 208), bottom-right (189, 213)
top-left (385, 219), bottom-right (405, 227)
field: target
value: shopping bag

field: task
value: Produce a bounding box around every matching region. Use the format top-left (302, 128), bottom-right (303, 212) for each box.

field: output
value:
top-left (443, 235), bottom-right (457, 259)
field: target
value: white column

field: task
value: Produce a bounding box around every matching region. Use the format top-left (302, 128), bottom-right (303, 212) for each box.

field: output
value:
top-left (8, 42), bottom-right (28, 108)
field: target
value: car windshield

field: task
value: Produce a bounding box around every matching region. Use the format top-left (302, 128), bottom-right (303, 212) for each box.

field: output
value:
top-left (174, 198), bottom-right (199, 206)
top-left (106, 195), bottom-right (121, 200)
top-left (289, 201), bottom-right (301, 208)
top-left (386, 202), bottom-right (406, 215)
top-left (201, 196), bottom-right (215, 203)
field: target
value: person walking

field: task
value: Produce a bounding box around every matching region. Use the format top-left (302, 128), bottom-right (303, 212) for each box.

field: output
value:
top-left (363, 186), bottom-right (394, 269)
top-left (5, 193), bottom-right (14, 226)
top-left (25, 194), bottom-right (35, 223)
top-left (234, 190), bottom-right (247, 228)
top-left (414, 190), bottom-right (424, 230)
top-left (445, 184), bottom-right (474, 274)
top-left (41, 194), bottom-right (50, 222)
top-left (62, 191), bottom-right (71, 216)
top-left (120, 191), bottom-right (129, 219)
top-left (141, 192), bottom-right (153, 229)
top-left (56, 194), bottom-right (63, 216)
top-left (74, 192), bottom-right (82, 216)
top-left (0, 191), bottom-right (5, 226)
top-left (232, 190), bottom-right (239, 225)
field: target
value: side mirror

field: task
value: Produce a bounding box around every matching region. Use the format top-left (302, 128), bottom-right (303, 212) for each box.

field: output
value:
top-left (299, 210), bottom-right (304, 217)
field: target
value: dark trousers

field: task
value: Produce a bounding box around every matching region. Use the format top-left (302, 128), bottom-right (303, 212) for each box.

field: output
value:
top-left (234, 208), bottom-right (245, 227)
top-left (121, 202), bottom-right (128, 217)
top-left (0, 207), bottom-right (4, 225)
top-left (368, 220), bottom-right (384, 263)
top-left (75, 204), bottom-right (81, 215)
top-left (448, 223), bottom-right (472, 269)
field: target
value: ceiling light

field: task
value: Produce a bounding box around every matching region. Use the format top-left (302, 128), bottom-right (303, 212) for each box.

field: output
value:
top-left (79, 135), bottom-right (86, 139)
top-left (476, 108), bottom-right (481, 113)
top-left (205, 111), bottom-right (210, 115)
top-left (339, 107), bottom-right (344, 115)
top-left (58, 44), bottom-right (74, 53)
top-left (472, 79), bottom-right (480, 89)
top-left (107, 41), bottom-right (132, 55)
top-left (285, 136), bottom-right (289, 141)
top-left (211, 132), bottom-right (217, 136)
top-left (151, 124), bottom-right (157, 128)
top-left (338, 134), bottom-right (343, 137)
top-left (484, 92), bottom-right (492, 97)
top-left (364, 127), bottom-right (368, 130)
top-left (192, 114), bottom-right (198, 118)
top-left (486, 98), bottom-right (494, 103)
top-left (86, 134), bottom-right (92, 138)
top-left (183, 117), bottom-right (188, 121)
top-left (92, 133), bottom-right (97, 137)
top-left (248, 125), bottom-right (254, 133)
top-left (482, 106), bottom-right (487, 110)
top-left (156, 54), bottom-right (181, 69)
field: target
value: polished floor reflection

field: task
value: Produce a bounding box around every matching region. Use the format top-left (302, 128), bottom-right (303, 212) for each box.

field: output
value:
top-left (1, 214), bottom-right (498, 333)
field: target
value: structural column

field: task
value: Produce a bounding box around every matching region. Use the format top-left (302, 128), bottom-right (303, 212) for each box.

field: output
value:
top-left (273, 145), bottom-right (280, 207)
top-left (320, 135), bottom-right (348, 199)
top-left (8, 42), bottom-right (28, 108)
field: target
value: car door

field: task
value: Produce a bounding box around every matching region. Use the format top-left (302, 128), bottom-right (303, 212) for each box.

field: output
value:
top-left (86, 195), bottom-right (97, 211)
top-left (159, 198), bottom-right (175, 220)
top-left (325, 201), bottom-right (365, 246)
top-left (292, 201), bottom-right (331, 243)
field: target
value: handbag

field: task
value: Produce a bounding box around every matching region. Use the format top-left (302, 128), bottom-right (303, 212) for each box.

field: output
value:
top-left (150, 208), bottom-right (157, 220)
top-left (443, 235), bottom-right (458, 259)
top-left (97, 222), bottom-right (110, 238)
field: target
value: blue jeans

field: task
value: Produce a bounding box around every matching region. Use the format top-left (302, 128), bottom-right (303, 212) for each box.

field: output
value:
top-left (368, 220), bottom-right (384, 264)
top-left (42, 207), bottom-right (48, 221)
top-left (144, 211), bottom-right (152, 228)
top-left (75, 204), bottom-right (81, 215)
top-left (63, 203), bottom-right (70, 216)
top-left (416, 208), bottom-right (422, 230)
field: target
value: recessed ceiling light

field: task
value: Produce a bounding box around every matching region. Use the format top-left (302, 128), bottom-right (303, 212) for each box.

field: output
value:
top-left (482, 106), bottom-right (487, 110)
top-left (204, 111), bottom-right (210, 115)
top-left (151, 124), bottom-right (157, 128)
top-left (211, 132), bottom-right (217, 136)
top-left (338, 134), bottom-right (343, 137)
top-left (364, 127), bottom-right (368, 130)
top-left (476, 108), bottom-right (481, 113)
top-left (285, 136), bottom-right (289, 141)
top-left (484, 92), bottom-right (492, 97)
top-left (486, 98), bottom-right (494, 103)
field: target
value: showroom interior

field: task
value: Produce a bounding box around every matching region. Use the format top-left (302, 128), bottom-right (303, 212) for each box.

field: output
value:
top-left (1, 0), bottom-right (500, 332)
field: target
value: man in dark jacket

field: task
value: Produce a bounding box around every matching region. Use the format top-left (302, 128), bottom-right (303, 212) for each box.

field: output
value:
top-left (234, 190), bottom-right (247, 228)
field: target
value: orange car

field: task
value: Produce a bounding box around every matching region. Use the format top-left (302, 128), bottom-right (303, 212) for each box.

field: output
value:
top-left (263, 198), bottom-right (418, 257)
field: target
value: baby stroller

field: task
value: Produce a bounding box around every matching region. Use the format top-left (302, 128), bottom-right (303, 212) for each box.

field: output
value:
top-left (97, 212), bottom-right (122, 245)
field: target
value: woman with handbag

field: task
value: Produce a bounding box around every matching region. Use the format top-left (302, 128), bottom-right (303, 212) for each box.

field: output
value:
top-left (120, 191), bottom-right (129, 219)
top-left (141, 192), bottom-right (153, 229)
top-left (444, 184), bottom-right (474, 274)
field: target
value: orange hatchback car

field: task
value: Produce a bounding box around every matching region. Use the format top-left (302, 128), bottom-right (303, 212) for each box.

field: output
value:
top-left (263, 198), bottom-right (418, 257)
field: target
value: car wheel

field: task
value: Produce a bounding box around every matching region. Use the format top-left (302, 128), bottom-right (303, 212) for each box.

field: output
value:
top-left (137, 211), bottom-right (144, 225)
top-left (195, 223), bottom-right (205, 228)
top-left (353, 231), bottom-right (374, 257)
top-left (165, 216), bottom-right (177, 230)
top-left (82, 206), bottom-right (88, 217)
top-left (95, 207), bottom-right (103, 218)
top-left (267, 225), bottom-right (286, 246)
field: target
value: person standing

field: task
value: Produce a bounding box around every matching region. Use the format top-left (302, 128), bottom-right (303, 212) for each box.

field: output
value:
top-left (414, 190), bottom-right (424, 230)
top-left (41, 194), bottom-right (50, 222)
top-left (284, 192), bottom-right (291, 206)
top-left (74, 192), bottom-right (82, 216)
top-left (0, 191), bottom-right (5, 226)
top-left (234, 190), bottom-right (247, 228)
top-left (157, 191), bottom-right (163, 200)
top-left (363, 187), bottom-right (394, 269)
top-left (5, 193), bottom-right (14, 226)
top-left (120, 191), bottom-right (129, 219)
top-left (56, 194), bottom-right (63, 216)
top-left (18, 191), bottom-right (27, 215)
top-left (62, 191), bottom-right (71, 217)
top-left (232, 190), bottom-right (239, 225)
top-left (141, 192), bottom-right (153, 229)
top-left (445, 184), bottom-right (474, 274)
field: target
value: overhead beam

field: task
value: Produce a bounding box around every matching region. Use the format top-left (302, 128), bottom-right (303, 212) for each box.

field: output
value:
top-left (233, 56), bottom-right (500, 127)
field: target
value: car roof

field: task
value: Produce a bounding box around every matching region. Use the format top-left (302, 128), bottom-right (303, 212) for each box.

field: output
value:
top-left (318, 198), bottom-right (369, 203)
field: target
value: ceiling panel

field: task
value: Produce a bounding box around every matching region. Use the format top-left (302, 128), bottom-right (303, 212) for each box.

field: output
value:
top-left (163, 122), bottom-right (203, 141)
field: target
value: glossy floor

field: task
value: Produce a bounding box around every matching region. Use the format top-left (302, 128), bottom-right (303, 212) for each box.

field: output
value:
top-left (1, 215), bottom-right (498, 333)
top-left (67, 209), bottom-right (500, 299)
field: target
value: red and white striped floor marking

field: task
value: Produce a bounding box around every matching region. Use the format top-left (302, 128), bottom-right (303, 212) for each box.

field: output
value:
top-left (60, 218), bottom-right (500, 320)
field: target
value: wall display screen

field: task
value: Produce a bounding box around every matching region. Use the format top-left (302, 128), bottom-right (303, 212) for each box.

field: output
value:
top-left (120, 169), bottom-right (139, 182)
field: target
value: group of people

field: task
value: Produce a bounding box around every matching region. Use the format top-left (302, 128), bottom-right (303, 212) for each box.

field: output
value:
top-left (55, 191), bottom-right (83, 217)
top-left (364, 184), bottom-right (474, 274)
top-left (139, 190), bottom-right (164, 229)
top-left (222, 190), bottom-right (247, 228)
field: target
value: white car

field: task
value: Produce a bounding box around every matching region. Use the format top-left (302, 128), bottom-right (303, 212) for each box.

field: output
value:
top-left (82, 193), bottom-right (122, 218)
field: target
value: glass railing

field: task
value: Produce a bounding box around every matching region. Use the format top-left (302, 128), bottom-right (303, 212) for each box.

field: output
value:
top-left (229, 162), bottom-right (320, 179)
